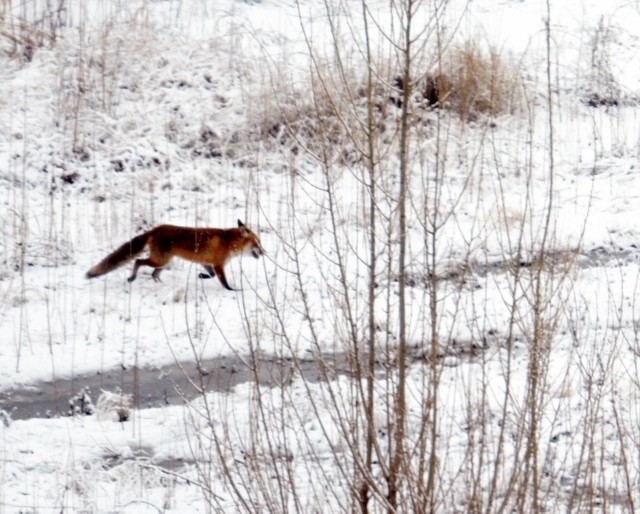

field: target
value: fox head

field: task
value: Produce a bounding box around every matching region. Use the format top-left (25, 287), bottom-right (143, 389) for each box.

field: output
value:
top-left (238, 219), bottom-right (264, 259)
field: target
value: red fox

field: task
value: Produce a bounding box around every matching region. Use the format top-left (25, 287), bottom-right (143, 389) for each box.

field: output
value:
top-left (86, 220), bottom-right (263, 291)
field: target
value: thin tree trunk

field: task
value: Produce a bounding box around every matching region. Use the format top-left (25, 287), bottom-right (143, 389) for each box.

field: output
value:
top-left (388, 1), bottom-right (414, 510)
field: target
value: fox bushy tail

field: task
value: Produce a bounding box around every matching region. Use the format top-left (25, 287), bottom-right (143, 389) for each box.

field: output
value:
top-left (86, 231), bottom-right (151, 278)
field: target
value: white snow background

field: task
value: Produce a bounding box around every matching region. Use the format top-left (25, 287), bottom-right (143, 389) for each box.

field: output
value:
top-left (2, 0), bottom-right (640, 511)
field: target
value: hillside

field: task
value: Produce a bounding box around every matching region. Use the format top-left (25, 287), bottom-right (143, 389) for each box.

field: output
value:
top-left (2, 0), bottom-right (640, 511)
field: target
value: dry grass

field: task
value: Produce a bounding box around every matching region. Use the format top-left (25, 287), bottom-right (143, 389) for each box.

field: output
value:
top-left (0, 0), bottom-right (64, 62)
top-left (0, 19), bottom-right (48, 61)
top-left (247, 65), bottom-right (366, 164)
top-left (422, 41), bottom-right (522, 121)
top-left (252, 40), bottom-right (522, 157)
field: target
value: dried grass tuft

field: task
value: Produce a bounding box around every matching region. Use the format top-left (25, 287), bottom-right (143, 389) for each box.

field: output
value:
top-left (423, 41), bottom-right (522, 121)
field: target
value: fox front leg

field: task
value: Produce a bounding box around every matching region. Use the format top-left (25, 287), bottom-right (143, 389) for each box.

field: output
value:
top-left (198, 264), bottom-right (215, 280)
top-left (214, 264), bottom-right (235, 291)
top-left (199, 264), bottom-right (235, 291)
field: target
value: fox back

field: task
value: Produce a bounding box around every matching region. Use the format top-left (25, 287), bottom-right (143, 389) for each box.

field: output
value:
top-left (158, 224), bottom-right (263, 264)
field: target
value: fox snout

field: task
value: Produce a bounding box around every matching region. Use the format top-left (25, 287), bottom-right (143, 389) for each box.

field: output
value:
top-left (251, 243), bottom-right (264, 259)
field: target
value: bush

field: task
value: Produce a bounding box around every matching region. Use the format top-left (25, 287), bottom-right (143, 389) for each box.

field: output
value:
top-left (423, 41), bottom-right (521, 121)
top-left (0, 1), bottom-right (65, 62)
top-left (252, 40), bottom-right (521, 157)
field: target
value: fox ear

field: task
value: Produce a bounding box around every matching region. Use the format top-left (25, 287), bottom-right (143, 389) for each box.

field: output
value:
top-left (237, 219), bottom-right (244, 228)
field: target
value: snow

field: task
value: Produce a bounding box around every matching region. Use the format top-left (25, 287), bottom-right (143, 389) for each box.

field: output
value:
top-left (2, 0), bottom-right (640, 511)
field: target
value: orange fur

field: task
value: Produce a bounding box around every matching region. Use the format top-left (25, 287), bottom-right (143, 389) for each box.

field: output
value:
top-left (86, 220), bottom-right (263, 290)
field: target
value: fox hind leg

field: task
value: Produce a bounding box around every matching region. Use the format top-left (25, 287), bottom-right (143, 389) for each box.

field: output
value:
top-left (128, 256), bottom-right (169, 282)
top-left (151, 268), bottom-right (164, 282)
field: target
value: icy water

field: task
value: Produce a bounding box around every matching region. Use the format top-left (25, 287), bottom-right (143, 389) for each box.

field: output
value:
top-left (2, 341), bottom-right (481, 421)
top-left (3, 354), bottom-right (345, 420)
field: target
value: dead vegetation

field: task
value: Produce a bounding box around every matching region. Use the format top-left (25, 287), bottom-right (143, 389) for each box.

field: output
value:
top-left (252, 40), bottom-right (523, 157)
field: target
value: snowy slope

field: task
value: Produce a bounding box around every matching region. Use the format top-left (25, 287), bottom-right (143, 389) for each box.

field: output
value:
top-left (2, 0), bottom-right (640, 511)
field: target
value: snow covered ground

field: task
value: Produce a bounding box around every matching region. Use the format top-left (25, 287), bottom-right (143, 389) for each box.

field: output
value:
top-left (2, 0), bottom-right (640, 511)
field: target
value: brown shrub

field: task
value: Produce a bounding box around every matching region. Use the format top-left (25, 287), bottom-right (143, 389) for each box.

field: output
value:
top-left (423, 42), bottom-right (521, 121)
